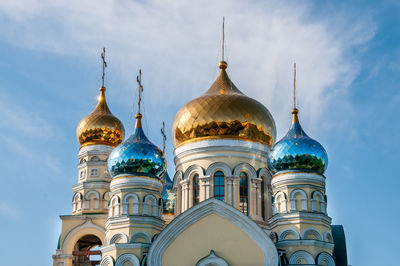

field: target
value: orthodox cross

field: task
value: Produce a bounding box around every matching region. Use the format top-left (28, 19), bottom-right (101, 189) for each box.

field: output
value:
top-left (222, 16), bottom-right (225, 61)
top-left (161, 121), bottom-right (166, 154)
top-left (293, 62), bottom-right (297, 109)
top-left (101, 47), bottom-right (107, 87)
top-left (136, 69), bottom-right (144, 114)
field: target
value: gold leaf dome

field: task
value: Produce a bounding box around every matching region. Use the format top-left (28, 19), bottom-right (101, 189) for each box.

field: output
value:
top-left (172, 61), bottom-right (276, 147)
top-left (76, 86), bottom-right (125, 147)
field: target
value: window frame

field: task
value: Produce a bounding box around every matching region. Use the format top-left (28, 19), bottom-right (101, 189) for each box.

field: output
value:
top-left (192, 174), bottom-right (200, 205)
top-left (239, 172), bottom-right (249, 215)
top-left (213, 171), bottom-right (225, 201)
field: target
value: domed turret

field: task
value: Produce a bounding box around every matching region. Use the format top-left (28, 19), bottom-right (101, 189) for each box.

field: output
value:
top-left (76, 86), bottom-right (125, 147)
top-left (172, 61), bottom-right (276, 147)
top-left (108, 113), bottom-right (166, 179)
top-left (268, 108), bottom-right (328, 174)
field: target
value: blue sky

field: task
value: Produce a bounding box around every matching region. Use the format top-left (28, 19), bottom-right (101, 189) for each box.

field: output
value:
top-left (0, 0), bottom-right (398, 265)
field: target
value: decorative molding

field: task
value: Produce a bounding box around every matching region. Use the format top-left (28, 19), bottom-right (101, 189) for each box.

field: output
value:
top-left (100, 255), bottom-right (115, 266)
top-left (147, 198), bottom-right (278, 266)
top-left (61, 218), bottom-right (105, 252)
top-left (130, 231), bottom-right (152, 244)
top-left (173, 171), bottom-right (183, 188)
top-left (233, 163), bottom-right (257, 179)
top-left (276, 239), bottom-right (334, 249)
top-left (183, 165), bottom-right (205, 180)
top-left (79, 144), bottom-right (114, 157)
top-left (101, 243), bottom-right (150, 254)
top-left (196, 250), bottom-right (228, 266)
top-left (258, 168), bottom-right (272, 184)
top-left (122, 193), bottom-right (139, 215)
top-left (288, 250), bottom-right (315, 264)
top-left (174, 139), bottom-right (269, 165)
top-left (205, 162), bottom-right (232, 177)
top-left (278, 228), bottom-right (300, 241)
top-left (110, 177), bottom-right (162, 192)
top-left (289, 189), bottom-right (308, 211)
top-left (302, 228), bottom-right (323, 241)
top-left (323, 231), bottom-right (334, 243)
top-left (271, 172), bottom-right (325, 187)
top-left (316, 252), bottom-right (336, 266)
top-left (115, 254), bottom-right (140, 266)
top-left (268, 211), bottom-right (332, 226)
top-left (108, 232), bottom-right (129, 245)
top-left (72, 181), bottom-right (110, 192)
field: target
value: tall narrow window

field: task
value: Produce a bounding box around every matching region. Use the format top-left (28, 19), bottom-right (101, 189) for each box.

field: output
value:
top-left (239, 172), bottom-right (249, 215)
top-left (213, 171), bottom-right (225, 201)
top-left (193, 174), bottom-right (200, 205)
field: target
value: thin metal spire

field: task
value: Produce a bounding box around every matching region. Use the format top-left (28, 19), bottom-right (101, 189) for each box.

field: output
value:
top-left (136, 69), bottom-right (144, 114)
top-left (101, 47), bottom-right (107, 88)
top-left (222, 16), bottom-right (225, 61)
top-left (161, 121), bottom-right (166, 154)
top-left (293, 62), bottom-right (297, 109)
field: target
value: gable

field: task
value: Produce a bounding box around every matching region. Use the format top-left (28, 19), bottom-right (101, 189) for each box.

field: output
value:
top-left (148, 198), bottom-right (278, 266)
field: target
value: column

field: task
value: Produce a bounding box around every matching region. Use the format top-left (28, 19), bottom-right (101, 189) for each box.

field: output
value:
top-left (200, 176), bottom-right (210, 201)
top-left (180, 179), bottom-right (189, 212)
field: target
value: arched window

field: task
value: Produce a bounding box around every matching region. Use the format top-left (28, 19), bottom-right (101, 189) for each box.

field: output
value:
top-left (239, 172), bottom-right (249, 215)
top-left (193, 174), bottom-right (200, 205)
top-left (213, 171), bottom-right (225, 201)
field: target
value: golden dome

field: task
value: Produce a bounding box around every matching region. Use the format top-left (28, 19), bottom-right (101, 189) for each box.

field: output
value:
top-left (172, 61), bottom-right (276, 147)
top-left (76, 86), bottom-right (125, 147)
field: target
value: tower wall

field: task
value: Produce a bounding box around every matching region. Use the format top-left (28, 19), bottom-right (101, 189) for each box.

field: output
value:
top-left (173, 139), bottom-right (273, 224)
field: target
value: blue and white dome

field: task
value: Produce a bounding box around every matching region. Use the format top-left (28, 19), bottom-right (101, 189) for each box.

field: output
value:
top-left (108, 114), bottom-right (166, 179)
top-left (268, 108), bottom-right (328, 175)
top-left (161, 172), bottom-right (175, 215)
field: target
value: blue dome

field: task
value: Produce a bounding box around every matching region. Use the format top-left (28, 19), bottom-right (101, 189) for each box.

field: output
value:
top-left (108, 114), bottom-right (166, 179)
top-left (268, 109), bottom-right (328, 175)
top-left (161, 172), bottom-right (175, 214)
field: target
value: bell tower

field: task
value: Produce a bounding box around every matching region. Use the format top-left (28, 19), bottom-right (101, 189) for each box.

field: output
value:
top-left (100, 70), bottom-right (167, 265)
top-left (267, 64), bottom-right (335, 265)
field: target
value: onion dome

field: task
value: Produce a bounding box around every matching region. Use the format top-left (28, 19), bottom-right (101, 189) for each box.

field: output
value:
top-left (76, 86), bottom-right (125, 147)
top-left (161, 172), bottom-right (175, 215)
top-left (107, 113), bottom-right (166, 179)
top-left (172, 61), bottom-right (276, 147)
top-left (268, 108), bottom-right (328, 174)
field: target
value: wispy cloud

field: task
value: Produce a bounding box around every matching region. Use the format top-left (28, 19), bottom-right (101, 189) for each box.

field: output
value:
top-left (0, 90), bottom-right (54, 138)
top-left (0, 0), bottom-right (375, 136)
top-left (0, 201), bottom-right (21, 220)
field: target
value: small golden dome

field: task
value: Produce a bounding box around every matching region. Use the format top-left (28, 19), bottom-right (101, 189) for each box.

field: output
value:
top-left (172, 61), bottom-right (276, 147)
top-left (76, 86), bottom-right (125, 147)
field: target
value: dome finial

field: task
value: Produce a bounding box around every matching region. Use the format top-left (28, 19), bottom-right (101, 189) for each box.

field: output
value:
top-left (161, 121), bottom-right (167, 154)
top-left (136, 69), bottom-right (144, 115)
top-left (293, 62), bottom-right (296, 109)
top-left (219, 17), bottom-right (228, 70)
top-left (101, 47), bottom-right (107, 88)
top-left (292, 62), bottom-right (299, 124)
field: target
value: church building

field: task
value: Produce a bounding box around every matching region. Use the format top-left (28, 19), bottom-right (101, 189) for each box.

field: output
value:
top-left (52, 45), bottom-right (348, 266)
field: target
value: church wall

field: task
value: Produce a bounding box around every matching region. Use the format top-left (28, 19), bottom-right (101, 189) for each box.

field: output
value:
top-left (161, 214), bottom-right (265, 266)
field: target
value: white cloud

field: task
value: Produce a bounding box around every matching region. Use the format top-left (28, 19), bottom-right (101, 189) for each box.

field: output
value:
top-left (0, 0), bottom-right (375, 137)
top-left (0, 201), bottom-right (21, 220)
top-left (0, 91), bottom-right (54, 138)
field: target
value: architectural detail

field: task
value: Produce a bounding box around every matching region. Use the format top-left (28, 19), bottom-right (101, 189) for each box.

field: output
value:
top-left (100, 255), bottom-right (114, 266)
top-left (289, 250), bottom-right (315, 264)
top-left (108, 233), bottom-right (129, 245)
top-left (115, 254), bottom-right (140, 266)
top-left (196, 250), bottom-right (229, 266)
top-left (53, 50), bottom-right (348, 265)
top-left (316, 252), bottom-right (336, 266)
top-left (147, 198), bottom-right (278, 266)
